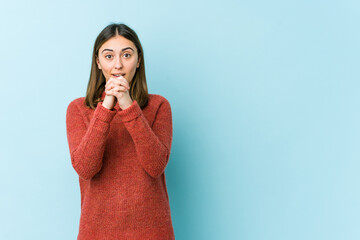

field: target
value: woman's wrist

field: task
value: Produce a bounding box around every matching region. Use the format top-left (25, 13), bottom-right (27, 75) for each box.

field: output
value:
top-left (118, 99), bottom-right (133, 110)
top-left (103, 95), bottom-right (116, 109)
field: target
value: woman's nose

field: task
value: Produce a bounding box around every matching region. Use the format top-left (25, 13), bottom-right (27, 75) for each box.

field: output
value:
top-left (114, 56), bottom-right (123, 69)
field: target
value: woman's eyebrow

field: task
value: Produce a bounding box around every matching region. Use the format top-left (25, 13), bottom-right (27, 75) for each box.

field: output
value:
top-left (102, 47), bottom-right (134, 53)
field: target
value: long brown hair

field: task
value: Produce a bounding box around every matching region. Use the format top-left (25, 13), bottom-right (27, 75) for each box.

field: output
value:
top-left (84, 23), bottom-right (148, 109)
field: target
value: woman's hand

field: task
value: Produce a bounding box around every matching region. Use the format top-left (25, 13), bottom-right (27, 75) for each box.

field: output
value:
top-left (105, 76), bottom-right (133, 110)
top-left (102, 93), bottom-right (116, 110)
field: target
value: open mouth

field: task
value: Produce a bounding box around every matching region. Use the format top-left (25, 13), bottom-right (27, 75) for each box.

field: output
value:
top-left (112, 74), bottom-right (125, 77)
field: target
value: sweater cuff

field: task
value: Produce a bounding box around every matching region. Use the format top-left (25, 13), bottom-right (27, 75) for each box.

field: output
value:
top-left (95, 102), bottom-right (117, 123)
top-left (117, 100), bottom-right (142, 122)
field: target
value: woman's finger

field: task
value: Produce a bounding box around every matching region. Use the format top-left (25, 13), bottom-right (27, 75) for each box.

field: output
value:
top-left (106, 85), bottom-right (128, 94)
top-left (113, 86), bottom-right (128, 92)
top-left (112, 76), bottom-right (130, 90)
top-left (119, 76), bottom-right (130, 89)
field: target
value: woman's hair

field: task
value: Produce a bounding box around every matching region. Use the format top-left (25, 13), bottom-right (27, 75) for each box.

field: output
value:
top-left (84, 23), bottom-right (148, 109)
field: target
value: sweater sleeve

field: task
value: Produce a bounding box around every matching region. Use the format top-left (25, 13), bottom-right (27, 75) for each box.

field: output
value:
top-left (117, 98), bottom-right (173, 178)
top-left (66, 100), bottom-right (117, 180)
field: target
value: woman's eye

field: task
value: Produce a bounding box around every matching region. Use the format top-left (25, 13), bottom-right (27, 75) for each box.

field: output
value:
top-left (105, 55), bottom-right (112, 59)
top-left (123, 53), bottom-right (131, 58)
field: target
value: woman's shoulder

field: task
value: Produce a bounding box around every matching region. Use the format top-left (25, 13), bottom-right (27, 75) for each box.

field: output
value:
top-left (148, 93), bottom-right (171, 105)
top-left (67, 96), bottom-right (85, 107)
top-left (147, 94), bottom-right (172, 113)
top-left (66, 97), bottom-right (86, 113)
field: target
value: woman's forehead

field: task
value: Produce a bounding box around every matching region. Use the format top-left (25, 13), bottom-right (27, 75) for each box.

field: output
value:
top-left (100, 36), bottom-right (136, 52)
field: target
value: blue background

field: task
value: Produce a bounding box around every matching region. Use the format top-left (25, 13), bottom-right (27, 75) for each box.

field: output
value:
top-left (1, 0), bottom-right (359, 239)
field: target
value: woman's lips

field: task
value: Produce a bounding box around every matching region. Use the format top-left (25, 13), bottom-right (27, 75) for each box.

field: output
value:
top-left (112, 74), bottom-right (125, 77)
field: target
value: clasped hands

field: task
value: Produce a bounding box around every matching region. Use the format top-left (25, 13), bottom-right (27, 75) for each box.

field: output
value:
top-left (104, 75), bottom-right (133, 110)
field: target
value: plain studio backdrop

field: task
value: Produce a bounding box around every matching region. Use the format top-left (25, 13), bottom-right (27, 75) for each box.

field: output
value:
top-left (1, 0), bottom-right (360, 239)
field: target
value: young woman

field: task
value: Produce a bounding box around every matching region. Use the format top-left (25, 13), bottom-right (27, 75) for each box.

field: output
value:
top-left (66, 23), bottom-right (175, 239)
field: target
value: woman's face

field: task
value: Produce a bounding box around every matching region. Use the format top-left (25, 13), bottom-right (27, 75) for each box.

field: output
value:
top-left (96, 35), bottom-right (141, 83)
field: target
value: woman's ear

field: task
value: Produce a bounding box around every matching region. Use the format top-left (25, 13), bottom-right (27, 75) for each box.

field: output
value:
top-left (96, 56), bottom-right (101, 70)
top-left (137, 57), bottom-right (141, 68)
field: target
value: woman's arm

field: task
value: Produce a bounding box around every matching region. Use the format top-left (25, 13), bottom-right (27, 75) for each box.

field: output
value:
top-left (118, 98), bottom-right (173, 178)
top-left (66, 100), bottom-right (117, 180)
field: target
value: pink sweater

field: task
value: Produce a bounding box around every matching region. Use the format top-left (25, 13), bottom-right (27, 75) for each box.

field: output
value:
top-left (66, 90), bottom-right (175, 239)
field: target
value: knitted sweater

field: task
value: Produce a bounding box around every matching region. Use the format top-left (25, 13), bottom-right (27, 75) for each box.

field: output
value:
top-left (66, 90), bottom-right (175, 239)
